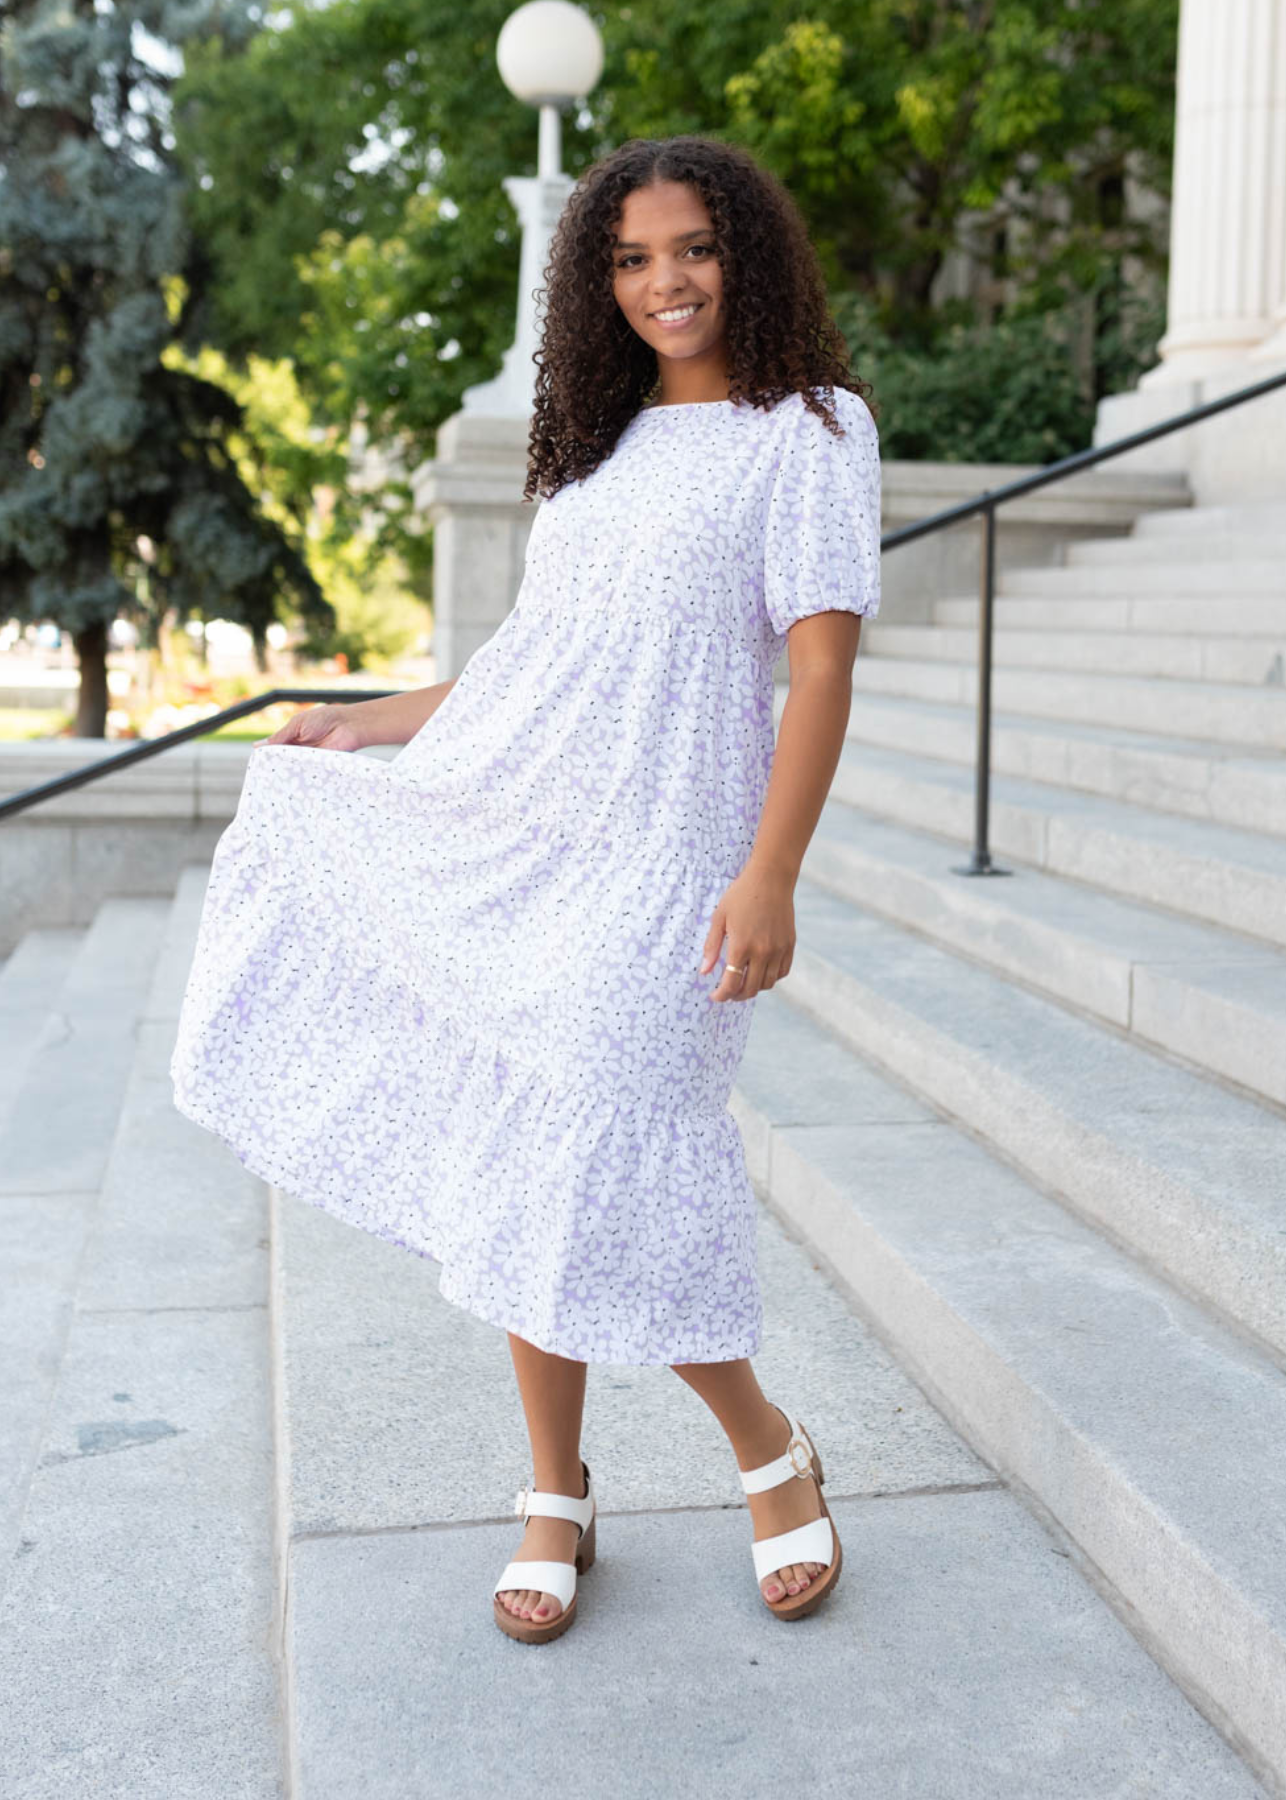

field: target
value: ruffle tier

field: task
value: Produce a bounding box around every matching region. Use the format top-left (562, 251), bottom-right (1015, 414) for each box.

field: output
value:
top-left (170, 745), bottom-right (763, 1364)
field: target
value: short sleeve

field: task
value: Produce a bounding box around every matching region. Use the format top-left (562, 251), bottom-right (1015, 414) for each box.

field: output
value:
top-left (761, 390), bottom-right (881, 638)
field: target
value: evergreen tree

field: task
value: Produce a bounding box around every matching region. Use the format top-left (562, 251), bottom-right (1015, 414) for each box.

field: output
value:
top-left (0, 0), bottom-right (333, 737)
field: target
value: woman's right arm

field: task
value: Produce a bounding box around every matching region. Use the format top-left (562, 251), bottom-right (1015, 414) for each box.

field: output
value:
top-left (258, 678), bottom-right (459, 751)
top-left (342, 679), bottom-right (459, 747)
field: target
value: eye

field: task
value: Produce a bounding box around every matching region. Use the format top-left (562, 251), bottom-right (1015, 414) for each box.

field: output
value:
top-left (614, 243), bottom-right (716, 269)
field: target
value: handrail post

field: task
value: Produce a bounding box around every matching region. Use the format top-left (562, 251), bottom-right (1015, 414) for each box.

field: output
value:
top-left (954, 497), bottom-right (1011, 877)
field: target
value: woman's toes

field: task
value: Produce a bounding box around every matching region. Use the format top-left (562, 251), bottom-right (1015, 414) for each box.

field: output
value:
top-left (499, 1578), bottom-right (567, 1623)
top-left (761, 1573), bottom-right (786, 1602)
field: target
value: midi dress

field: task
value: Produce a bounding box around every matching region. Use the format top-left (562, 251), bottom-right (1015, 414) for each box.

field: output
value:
top-left (169, 383), bottom-right (882, 1365)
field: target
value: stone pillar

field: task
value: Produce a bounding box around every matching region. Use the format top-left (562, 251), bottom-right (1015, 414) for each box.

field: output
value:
top-left (407, 145), bottom-right (576, 676)
top-left (1094, 0), bottom-right (1286, 500)
top-left (409, 414), bottom-right (535, 679)
top-left (1145, 0), bottom-right (1286, 379)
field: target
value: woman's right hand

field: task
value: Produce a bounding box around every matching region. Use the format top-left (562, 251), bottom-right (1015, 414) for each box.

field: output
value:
top-left (255, 703), bottom-right (366, 753)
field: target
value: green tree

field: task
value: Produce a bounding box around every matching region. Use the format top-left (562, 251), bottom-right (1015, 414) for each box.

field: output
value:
top-left (0, 0), bottom-right (333, 736)
top-left (170, 344), bottom-right (431, 667)
top-left (175, 0), bottom-right (1177, 464)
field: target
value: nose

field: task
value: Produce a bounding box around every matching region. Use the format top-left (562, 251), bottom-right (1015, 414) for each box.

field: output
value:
top-left (648, 262), bottom-right (698, 305)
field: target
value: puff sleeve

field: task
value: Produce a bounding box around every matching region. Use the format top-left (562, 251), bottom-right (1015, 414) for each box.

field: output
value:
top-left (761, 389), bottom-right (881, 638)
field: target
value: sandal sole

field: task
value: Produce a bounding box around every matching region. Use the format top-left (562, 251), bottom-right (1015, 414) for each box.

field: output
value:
top-left (493, 1592), bottom-right (579, 1644)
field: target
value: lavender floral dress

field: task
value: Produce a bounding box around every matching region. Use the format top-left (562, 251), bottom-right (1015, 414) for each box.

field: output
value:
top-left (170, 385), bottom-right (881, 1363)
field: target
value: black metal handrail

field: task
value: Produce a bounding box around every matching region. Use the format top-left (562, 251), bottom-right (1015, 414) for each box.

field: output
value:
top-left (879, 365), bottom-right (1286, 875)
top-left (0, 688), bottom-right (398, 822)
top-left (3, 364), bottom-right (1285, 853)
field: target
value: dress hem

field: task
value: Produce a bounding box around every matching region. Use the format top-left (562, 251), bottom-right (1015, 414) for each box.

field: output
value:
top-left (174, 1084), bottom-right (764, 1367)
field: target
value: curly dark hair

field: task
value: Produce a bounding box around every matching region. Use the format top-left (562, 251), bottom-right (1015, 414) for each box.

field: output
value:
top-left (521, 135), bottom-right (877, 503)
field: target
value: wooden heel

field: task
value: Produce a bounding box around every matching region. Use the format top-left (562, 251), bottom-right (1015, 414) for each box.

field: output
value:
top-left (576, 1512), bottom-right (596, 1573)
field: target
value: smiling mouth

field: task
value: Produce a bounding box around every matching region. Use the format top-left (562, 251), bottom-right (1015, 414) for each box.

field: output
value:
top-left (650, 302), bottom-right (704, 321)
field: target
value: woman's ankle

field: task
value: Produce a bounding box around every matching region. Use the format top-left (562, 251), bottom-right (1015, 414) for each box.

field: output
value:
top-left (729, 1400), bottom-right (789, 1471)
top-left (528, 1457), bottom-right (587, 1497)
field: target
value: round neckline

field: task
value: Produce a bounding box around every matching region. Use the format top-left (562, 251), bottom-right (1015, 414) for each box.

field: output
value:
top-left (642, 399), bottom-right (736, 409)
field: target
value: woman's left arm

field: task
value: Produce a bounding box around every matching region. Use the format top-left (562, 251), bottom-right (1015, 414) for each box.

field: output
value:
top-left (701, 611), bottom-right (862, 1002)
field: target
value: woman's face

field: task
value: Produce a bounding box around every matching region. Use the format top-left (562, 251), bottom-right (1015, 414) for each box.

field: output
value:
top-left (610, 181), bottom-right (727, 383)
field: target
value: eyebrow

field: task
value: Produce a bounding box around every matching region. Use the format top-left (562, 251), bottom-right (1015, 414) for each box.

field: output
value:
top-left (610, 228), bottom-right (711, 250)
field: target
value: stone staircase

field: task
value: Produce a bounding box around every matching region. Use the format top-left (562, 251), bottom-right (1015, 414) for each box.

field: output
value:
top-left (1, 499), bottom-right (1283, 1797)
top-left (738, 498), bottom-right (1286, 1788)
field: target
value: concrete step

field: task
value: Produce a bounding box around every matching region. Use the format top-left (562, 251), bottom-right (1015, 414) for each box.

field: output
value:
top-left (851, 655), bottom-right (1286, 750)
top-left (833, 690), bottom-right (1286, 837)
top-left (1066, 532), bottom-right (1286, 566)
top-left (0, 927), bottom-right (82, 1131)
top-left (0, 869), bottom-right (282, 1796)
top-left (867, 623), bottom-right (1286, 685)
top-left (801, 801), bottom-right (1286, 1109)
top-left (995, 561), bottom-right (1286, 597)
top-left (288, 1490), bottom-right (1266, 1799)
top-left (0, 899), bottom-right (171, 1581)
top-left (767, 879), bottom-right (1286, 1362)
top-left (732, 992), bottom-right (1286, 1793)
top-left (932, 594), bottom-right (1286, 636)
top-left (81, 868), bottom-right (266, 1321)
top-left (1133, 503), bottom-right (1286, 539)
top-left (0, 897), bottom-right (172, 1199)
top-left (271, 1114), bottom-right (1264, 1797)
top-left (829, 736), bottom-right (1286, 947)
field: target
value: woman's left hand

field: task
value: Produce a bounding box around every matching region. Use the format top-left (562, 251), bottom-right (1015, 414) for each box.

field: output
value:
top-left (700, 863), bottom-right (796, 1002)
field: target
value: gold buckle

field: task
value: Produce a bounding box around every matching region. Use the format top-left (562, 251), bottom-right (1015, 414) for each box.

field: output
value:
top-left (787, 1435), bottom-right (812, 1478)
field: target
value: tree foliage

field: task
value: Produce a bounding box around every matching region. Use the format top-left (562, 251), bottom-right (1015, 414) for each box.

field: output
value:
top-left (0, 0), bottom-right (333, 735)
top-left (175, 0), bottom-right (1178, 461)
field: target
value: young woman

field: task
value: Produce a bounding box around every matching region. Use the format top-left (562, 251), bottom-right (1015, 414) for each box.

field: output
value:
top-left (170, 134), bottom-right (881, 1645)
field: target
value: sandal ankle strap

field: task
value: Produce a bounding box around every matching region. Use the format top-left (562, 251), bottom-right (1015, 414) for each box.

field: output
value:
top-left (514, 1460), bottom-right (595, 1531)
top-left (738, 1411), bottom-right (816, 1495)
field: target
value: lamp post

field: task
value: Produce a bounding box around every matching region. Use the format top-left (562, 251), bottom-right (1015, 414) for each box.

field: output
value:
top-left (409, 2), bottom-right (604, 676)
top-left (461, 0), bottom-right (604, 417)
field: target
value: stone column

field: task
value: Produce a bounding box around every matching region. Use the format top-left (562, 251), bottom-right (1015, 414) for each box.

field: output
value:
top-left (1142, 0), bottom-right (1286, 382)
top-left (409, 414), bottom-right (535, 679)
top-left (1094, 0), bottom-right (1286, 499)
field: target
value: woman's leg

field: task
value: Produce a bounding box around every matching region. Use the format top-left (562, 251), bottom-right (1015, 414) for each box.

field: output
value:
top-left (671, 1358), bottom-right (827, 1604)
top-left (495, 1331), bottom-right (589, 1624)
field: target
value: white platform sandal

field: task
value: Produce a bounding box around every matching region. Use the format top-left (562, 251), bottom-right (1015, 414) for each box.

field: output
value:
top-left (492, 1459), bottom-right (596, 1644)
top-left (738, 1406), bottom-right (842, 1620)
